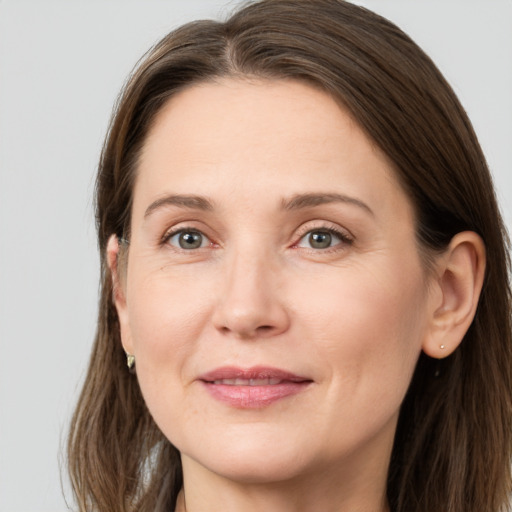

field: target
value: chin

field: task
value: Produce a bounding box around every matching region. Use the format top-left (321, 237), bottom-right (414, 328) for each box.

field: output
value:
top-left (180, 431), bottom-right (314, 484)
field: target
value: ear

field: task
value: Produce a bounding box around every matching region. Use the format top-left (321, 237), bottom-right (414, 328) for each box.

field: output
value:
top-left (106, 234), bottom-right (134, 355)
top-left (422, 231), bottom-right (486, 359)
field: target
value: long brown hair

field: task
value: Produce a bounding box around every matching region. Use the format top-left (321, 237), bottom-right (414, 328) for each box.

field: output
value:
top-left (67, 1), bottom-right (512, 510)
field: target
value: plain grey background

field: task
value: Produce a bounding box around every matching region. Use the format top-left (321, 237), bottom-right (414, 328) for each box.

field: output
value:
top-left (0, 1), bottom-right (511, 510)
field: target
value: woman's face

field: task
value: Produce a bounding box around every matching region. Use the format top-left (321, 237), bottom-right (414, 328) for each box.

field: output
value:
top-left (114, 79), bottom-right (437, 485)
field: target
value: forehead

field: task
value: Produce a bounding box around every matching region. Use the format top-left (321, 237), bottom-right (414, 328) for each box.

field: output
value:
top-left (142, 78), bottom-right (377, 164)
top-left (135, 78), bottom-right (409, 218)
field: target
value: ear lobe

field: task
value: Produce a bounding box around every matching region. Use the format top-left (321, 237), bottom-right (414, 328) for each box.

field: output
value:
top-left (106, 234), bottom-right (133, 355)
top-left (422, 231), bottom-right (486, 359)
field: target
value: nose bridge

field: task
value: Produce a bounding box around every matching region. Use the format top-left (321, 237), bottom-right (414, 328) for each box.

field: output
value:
top-left (212, 236), bottom-right (289, 338)
top-left (230, 240), bottom-right (268, 290)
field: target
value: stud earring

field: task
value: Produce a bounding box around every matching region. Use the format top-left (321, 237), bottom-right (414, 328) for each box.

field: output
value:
top-left (126, 353), bottom-right (135, 370)
top-left (440, 344), bottom-right (446, 350)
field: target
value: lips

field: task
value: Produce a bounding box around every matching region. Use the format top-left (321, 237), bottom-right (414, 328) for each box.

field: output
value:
top-left (198, 366), bottom-right (312, 408)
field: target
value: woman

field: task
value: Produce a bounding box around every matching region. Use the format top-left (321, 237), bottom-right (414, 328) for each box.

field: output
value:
top-left (67, 1), bottom-right (512, 511)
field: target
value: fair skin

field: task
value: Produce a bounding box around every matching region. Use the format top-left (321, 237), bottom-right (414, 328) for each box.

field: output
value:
top-left (108, 79), bottom-right (485, 512)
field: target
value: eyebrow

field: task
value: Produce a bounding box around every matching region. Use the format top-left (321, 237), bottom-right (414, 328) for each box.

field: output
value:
top-left (144, 194), bottom-right (214, 218)
top-left (282, 192), bottom-right (374, 216)
top-left (143, 191), bottom-right (374, 218)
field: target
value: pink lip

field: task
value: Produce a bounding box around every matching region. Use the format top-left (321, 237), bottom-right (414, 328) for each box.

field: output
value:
top-left (198, 366), bottom-right (313, 409)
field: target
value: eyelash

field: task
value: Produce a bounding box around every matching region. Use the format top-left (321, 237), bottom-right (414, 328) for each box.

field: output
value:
top-left (160, 224), bottom-right (354, 252)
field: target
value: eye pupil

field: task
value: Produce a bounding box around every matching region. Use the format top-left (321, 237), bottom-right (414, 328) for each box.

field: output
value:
top-left (309, 231), bottom-right (332, 249)
top-left (179, 231), bottom-right (203, 249)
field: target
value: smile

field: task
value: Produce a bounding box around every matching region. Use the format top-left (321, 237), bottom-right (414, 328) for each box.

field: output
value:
top-left (199, 366), bottom-right (313, 409)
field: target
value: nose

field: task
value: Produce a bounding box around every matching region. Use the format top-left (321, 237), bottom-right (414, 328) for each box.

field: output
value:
top-left (212, 248), bottom-right (290, 340)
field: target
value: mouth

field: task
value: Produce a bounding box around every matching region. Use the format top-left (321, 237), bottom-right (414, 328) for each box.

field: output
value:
top-left (210, 377), bottom-right (287, 386)
top-left (198, 366), bottom-right (313, 409)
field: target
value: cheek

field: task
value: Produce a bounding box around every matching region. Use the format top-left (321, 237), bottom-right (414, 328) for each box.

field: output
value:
top-left (124, 270), bottom-right (216, 442)
top-left (287, 261), bottom-right (428, 453)
top-left (126, 270), bottom-right (213, 384)
top-left (294, 259), bottom-right (427, 392)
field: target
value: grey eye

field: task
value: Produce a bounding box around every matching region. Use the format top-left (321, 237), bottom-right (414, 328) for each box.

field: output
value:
top-left (168, 230), bottom-right (208, 249)
top-left (297, 230), bottom-right (342, 249)
top-left (309, 231), bottom-right (332, 249)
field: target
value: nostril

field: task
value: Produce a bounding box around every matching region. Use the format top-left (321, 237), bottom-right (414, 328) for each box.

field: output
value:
top-left (219, 324), bottom-right (277, 339)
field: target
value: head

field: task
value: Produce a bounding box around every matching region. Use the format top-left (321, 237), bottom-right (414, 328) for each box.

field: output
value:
top-left (68, 1), bottom-right (512, 511)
